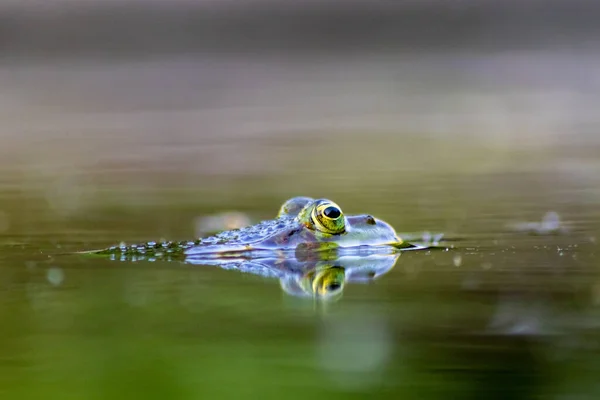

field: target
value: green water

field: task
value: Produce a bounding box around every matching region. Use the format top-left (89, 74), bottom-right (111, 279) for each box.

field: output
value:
top-left (1, 52), bottom-right (600, 398)
top-left (1, 163), bottom-right (599, 399)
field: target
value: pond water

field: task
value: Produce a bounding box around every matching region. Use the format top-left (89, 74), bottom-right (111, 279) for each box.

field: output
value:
top-left (1, 53), bottom-right (600, 399)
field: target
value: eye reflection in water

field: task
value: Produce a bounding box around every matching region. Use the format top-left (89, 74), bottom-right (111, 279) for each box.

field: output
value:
top-left (184, 252), bottom-right (400, 300)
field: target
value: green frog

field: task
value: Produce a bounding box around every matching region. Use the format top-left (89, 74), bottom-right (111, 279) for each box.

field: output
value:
top-left (87, 197), bottom-right (423, 260)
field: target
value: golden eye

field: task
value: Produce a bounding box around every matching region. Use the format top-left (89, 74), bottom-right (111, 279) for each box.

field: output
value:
top-left (312, 267), bottom-right (345, 298)
top-left (311, 200), bottom-right (345, 235)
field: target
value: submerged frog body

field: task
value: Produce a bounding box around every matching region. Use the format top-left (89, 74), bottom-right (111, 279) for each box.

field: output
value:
top-left (91, 197), bottom-right (417, 260)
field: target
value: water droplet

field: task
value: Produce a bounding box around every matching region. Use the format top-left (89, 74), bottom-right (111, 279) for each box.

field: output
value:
top-left (47, 267), bottom-right (64, 286)
top-left (453, 255), bottom-right (462, 267)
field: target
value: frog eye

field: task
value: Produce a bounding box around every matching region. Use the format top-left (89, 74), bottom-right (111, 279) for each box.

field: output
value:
top-left (311, 201), bottom-right (345, 234)
top-left (312, 266), bottom-right (345, 298)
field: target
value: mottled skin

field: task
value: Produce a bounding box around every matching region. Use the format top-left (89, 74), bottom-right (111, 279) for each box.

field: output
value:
top-left (89, 197), bottom-right (416, 261)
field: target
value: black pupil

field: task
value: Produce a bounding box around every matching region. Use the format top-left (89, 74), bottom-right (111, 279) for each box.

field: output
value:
top-left (323, 206), bottom-right (341, 219)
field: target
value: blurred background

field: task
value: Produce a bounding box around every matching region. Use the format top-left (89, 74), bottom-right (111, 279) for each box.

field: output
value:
top-left (1, 0), bottom-right (600, 399)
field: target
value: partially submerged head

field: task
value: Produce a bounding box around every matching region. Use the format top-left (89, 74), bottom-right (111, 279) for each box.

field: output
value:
top-left (273, 197), bottom-right (404, 249)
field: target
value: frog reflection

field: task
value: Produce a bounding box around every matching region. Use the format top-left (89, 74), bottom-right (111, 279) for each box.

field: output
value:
top-left (184, 253), bottom-right (399, 300)
top-left (283, 265), bottom-right (346, 300)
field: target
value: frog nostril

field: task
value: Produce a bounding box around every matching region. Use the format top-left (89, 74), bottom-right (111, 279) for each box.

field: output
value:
top-left (365, 215), bottom-right (376, 225)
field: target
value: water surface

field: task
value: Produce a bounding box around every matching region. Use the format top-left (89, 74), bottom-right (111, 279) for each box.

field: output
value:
top-left (1, 52), bottom-right (600, 399)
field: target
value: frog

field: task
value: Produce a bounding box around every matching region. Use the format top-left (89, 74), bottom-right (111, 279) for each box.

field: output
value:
top-left (85, 197), bottom-right (423, 260)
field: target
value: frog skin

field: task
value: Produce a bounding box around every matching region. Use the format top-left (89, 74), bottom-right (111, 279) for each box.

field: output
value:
top-left (87, 197), bottom-right (423, 260)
